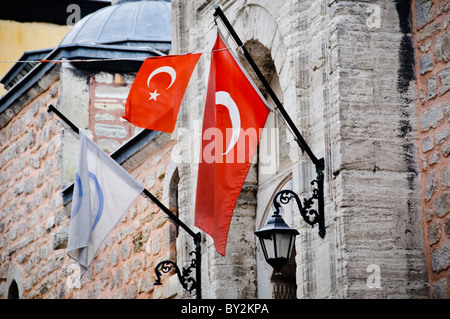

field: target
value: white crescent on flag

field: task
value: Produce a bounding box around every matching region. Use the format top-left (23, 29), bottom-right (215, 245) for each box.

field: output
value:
top-left (216, 91), bottom-right (241, 155)
top-left (147, 66), bottom-right (177, 90)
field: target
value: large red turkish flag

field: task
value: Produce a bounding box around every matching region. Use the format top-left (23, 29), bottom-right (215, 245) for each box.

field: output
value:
top-left (123, 53), bottom-right (201, 133)
top-left (194, 32), bottom-right (270, 256)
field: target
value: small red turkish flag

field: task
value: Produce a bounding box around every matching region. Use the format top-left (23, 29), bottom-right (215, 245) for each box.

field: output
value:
top-left (194, 32), bottom-right (270, 256)
top-left (123, 53), bottom-right (202, 133)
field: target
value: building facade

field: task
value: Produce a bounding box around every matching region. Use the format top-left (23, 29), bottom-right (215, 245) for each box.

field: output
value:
top-left (0, 0), bottom-right (182, 299)
top-left (412, 0), bottom-right (450, 298)
top-left (171, 0), bottom-right (433, 299)
top-left (0, 0), bottom-right (449, 299)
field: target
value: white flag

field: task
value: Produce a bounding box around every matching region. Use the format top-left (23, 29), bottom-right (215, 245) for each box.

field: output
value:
top-left (67, 130), bottom-right (144, 276)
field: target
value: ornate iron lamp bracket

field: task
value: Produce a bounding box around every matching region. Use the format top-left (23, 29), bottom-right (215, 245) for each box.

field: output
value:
top-left (154, 250), bottom-right (199, 294)
top-left (273, 166), bottom-right (325, 238)
top-left (154, 233), bottom-right (202, 298)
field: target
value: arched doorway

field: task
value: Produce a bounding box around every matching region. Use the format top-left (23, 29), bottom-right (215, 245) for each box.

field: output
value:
top-left (244, 39), bottom-right (297, 299)
top-left (168, 167), bottom-right (180, 238)
top-left (271, 248), bottom-right (297, 299)
top-left (7, 280), bottom-right (19, 299)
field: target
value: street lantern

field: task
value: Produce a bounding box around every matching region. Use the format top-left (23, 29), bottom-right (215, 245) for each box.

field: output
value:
top-left (255, 180), bottom-right (326, 275)
top-left (254, 212), bottom-right (299, 276)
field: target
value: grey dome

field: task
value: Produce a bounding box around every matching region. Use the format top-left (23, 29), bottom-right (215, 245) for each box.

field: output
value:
top-left (59, 1), bottom-right (171, 53)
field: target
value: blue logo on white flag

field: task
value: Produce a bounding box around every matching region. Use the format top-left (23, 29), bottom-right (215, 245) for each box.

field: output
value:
top-left (67, 129), bottom-right (144, 278)
top-left (72, 171), bottom-right (104, 230)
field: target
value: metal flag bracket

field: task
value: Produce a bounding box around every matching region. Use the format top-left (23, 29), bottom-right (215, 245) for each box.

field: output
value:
top-left (47, 104), bottom-right (202, 299)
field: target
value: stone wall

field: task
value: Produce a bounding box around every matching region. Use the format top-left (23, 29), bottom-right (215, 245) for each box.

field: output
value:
top-left (0, 66), bottom-right (179, 299)
top-left (88, 72), bottom-right (139, 153)
top-left (0, 0), bottom-right (441, 300)
top-left (0, 80), bottom-right (65, 298)
top-left (412, 0), bottom-right (450, 299)
top-left (62, 132), bottom-right (178, 299)
top-left (173, 0), bottom-right (429, 299)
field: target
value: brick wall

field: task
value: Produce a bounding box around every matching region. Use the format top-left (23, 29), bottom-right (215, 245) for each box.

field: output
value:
top-left (0, 82), bottom-right (65, 298)
top-left (175, 0), bottom-right (430, 298)
top-left (413, 0), bottom-right (450, 298)
top-left (88, 72), bottom-right (138, 153)
top-left (63, 135), bottom-right (178, 299)
top-left (0, 69), bottom-right (179, 299)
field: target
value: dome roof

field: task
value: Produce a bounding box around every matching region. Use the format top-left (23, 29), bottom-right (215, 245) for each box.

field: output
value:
top-left (59, 0), bottom-right (171, 53)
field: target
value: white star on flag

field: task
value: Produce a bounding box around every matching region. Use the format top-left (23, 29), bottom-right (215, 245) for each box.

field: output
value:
top-left (149, 89), bottom-right (160, 101)
top-left (122, 53), bottom-right (202, 133)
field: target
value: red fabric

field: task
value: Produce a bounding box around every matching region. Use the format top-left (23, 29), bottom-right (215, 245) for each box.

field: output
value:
top-left (123, 53), bottom-right (201, 133)
top-left (194, 33), bottom-right (269, 256)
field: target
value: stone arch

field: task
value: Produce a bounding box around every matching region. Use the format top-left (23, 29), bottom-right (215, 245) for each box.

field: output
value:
top-left (5, 264), bottom-right (23, 299)
top-left (7, 280), bottom-right (19, 299)
top-left (257, 173), bottom-right (293, 231)
top-left (168, 168), bottom-right (180, 214)
top-left (224, 4), bottom-right (301, 299)
top-left (162, 158), bottom-right (180, 239)
top-left (229, 3), bottom-right (292, 94)
top-left (162, 158), bottom-right (180, 209)
top-left (256, 175), bottom-right (298, 299)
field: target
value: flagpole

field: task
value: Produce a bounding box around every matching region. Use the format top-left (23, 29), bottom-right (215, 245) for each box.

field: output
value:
top-left (213, 5), bottom-right (324, 171)
top-left (213, 6), bottom-right (326, 240)
top-left (47, 104), bottom-right (202, 299)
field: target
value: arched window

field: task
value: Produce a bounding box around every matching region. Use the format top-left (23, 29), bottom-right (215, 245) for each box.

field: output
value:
top-left (168, 167), bottom-right (180, 237)
top-left (256, 177), bottom-right (298, 299)
top-left (8, 280), bottom-right (19, 299)
top-left (246, 39), bottom-right (298, 299)
top-left (271, 248), bottom-right (297, 299)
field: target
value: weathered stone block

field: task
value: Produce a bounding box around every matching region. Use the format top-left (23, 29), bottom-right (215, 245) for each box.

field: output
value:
top-left (94, 113), bottom-right (116, 121)
top-left (132, 232), bottom-right (143, 253)
top-left (435, 29), bottom-right (450, 63)
top-left (428, 222), bottom-right (441, 245)
top-left (427, 75), bottom-right (437, 100)
top-left (94, 102), bottom-right (124, 111)
top-left (443, 145), bottom-right (450, 157)
top-left (435, 127), bottom-right (450, 143)
top-left (121, 242), bottom-right (130, 260)
top-left (52, 227), bottom-right (69, 250)
top-left (425, 171), bottom-right (437, 201)
top-left (419, 53), bottom-right (434, 74)
top-left (94, 72), bottom-right (113, 84)
top-left (444, 101), bottom-right (450, 120)
top-left (431, 241), bottom-right (450, 272)
top-left (27, 130), bottom-right (35, 148)
top-left (421, 104), bottom-right (443, 131)
top-left (445, 218), bottom-right (450, 237)
top-left (438, 66), bottom-right (450, 95)
top-left (434, 192), bottom-right (450, 216)
top-left (442, 165), bottom-right (450, 188)
top-left (432, 278), bottom-right (448, 299)
top-left (416, 0), bottom-right (433, 29)
top-left (111, 249), bottom-right (118, 266)
top-left (94, 123), bottom-right (128, 139)
top-left (137, 274), bottom-right (153, 293)
top-left (97, 138), bottom-right (121, 153)
top-left (94, 86), bottom-right (130, 99)
top-left (422, 136), bottom-right (434, 152)
top-left (429, 153), bottom-right (440, 165)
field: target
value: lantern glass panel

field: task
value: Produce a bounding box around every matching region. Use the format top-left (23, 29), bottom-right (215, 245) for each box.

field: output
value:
top-left (262, 236), bottom-right (275, 260)
top-left (275, 232), bottom-right (294, 259)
